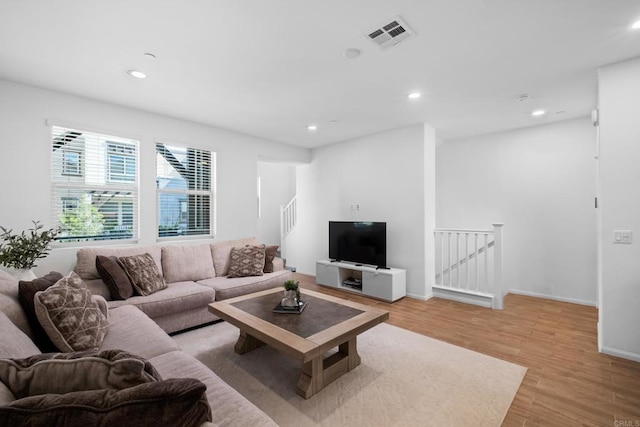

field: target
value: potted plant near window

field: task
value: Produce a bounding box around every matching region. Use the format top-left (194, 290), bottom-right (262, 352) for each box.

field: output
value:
top-left (0, 221), bottom-right (58, 280)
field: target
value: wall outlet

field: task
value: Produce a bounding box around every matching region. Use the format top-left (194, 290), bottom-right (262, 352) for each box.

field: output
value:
top-left (613, 230), bottom-right (632, 244)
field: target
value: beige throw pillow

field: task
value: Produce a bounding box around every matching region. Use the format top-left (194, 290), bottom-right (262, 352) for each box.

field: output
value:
top-left (118, 253), bottom-right (167, 296)
top-left (227, 245), bottom-right (266, 278)
top-left (34, 272), bottom-right (109, 352)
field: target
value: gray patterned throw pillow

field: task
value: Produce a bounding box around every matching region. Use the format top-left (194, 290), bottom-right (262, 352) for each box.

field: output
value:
top-left (227, 245), bottom-right (266, 278)
top-left (118, 253), bottom-right (167, 296)
top-left (34, 272), bottom-right (109, 352)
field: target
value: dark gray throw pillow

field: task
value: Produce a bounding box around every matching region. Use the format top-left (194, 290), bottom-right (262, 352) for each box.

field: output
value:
top-left (263, 245), bottom-right (279, 273)
top-left (0, 349), bottom-right (162, 398)
top-left (17, 271), bottom-right (64, 352)
top-left (96, 255), bottom-right (134, 300)
top-left (0, 378), bottom-right (212, 427)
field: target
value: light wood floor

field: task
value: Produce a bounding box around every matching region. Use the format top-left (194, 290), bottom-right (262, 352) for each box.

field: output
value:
top-left (293, 273), bottom-right (640, 426)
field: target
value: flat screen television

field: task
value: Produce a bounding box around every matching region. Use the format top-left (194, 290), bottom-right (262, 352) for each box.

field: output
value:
top-left (329, 221), bottom-right (387, 268)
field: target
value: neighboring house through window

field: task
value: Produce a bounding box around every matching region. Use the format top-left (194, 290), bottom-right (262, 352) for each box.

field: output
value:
top-left (156, 142), bottom-right (215, 238)
top-left (51, 125), bottom-right (139, 243)
top-left (107, 142), bottom-right (136, 182)
top-left (62, 149), bottom-right (82, 176)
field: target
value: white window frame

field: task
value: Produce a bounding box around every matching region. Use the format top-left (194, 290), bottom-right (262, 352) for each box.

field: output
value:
top-left (156, 142), bottom-right (216, 240)
top-left (50, 124), bottom-right (139, 245)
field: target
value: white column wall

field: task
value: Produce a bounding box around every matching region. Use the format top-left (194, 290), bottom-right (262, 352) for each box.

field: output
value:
top-left (295, 124), bottom-right (436, 299)
top-left (597, 56), bottom-right (640, 361)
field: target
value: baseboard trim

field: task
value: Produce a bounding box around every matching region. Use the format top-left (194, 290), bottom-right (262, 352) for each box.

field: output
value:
top-left (432, 288), bottom-right (492, 308)
top-left (600, 345), bottom-right (640, 363)
top-left (406, 292), bottom-right (433, 301)
top-left (507, 289), bottom-right (596, 307)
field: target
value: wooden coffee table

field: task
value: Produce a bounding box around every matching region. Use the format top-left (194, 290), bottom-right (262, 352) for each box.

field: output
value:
top-left (208, 287), bottom-right (389, 398)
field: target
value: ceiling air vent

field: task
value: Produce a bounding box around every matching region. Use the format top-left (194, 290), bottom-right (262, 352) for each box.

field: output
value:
top-left (366, 16), bottom-right (415, 50)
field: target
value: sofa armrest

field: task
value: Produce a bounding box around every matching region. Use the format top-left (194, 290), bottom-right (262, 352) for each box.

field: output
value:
top-left (272, 257), bottom-right (285, 271)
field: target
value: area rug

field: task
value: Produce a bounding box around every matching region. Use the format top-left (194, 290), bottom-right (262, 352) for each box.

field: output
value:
top-left (173, 321), bottom-right (526, 426)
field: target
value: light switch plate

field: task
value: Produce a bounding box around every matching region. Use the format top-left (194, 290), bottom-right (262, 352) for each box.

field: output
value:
top-left (613, 230), bottom-right (633, 244)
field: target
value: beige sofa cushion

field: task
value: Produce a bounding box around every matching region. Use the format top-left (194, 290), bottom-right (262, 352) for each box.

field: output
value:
top-left (198, 270), bottom-right (291, 301)
top-left (150, 351), bottom-right (277, 427)
top-left (108, 281), bottom-right (214, 320)
top-left (99, 305), bottom-right (179, 360)
top-left (0, 311), bottom-right (40, 359)
top-left (75, 245), bottom-right (162, 281)
top-left (0, 277), bottom-right (32, 339)
top-left (211, 237), bottom-right (257, 277)
top-left (162, 244), bottom-right (216, 283)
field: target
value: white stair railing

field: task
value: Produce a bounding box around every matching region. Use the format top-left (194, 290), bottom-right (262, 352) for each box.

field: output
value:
top-left (433, 223), bottom-right (503, 309)
top-left (280, 196), bottom-right (297, 259)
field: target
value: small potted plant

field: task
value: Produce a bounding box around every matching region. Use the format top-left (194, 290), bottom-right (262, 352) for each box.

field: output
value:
top-left (0, 221), bottom-right (58, 280)
top-left (282, 279), bottom-right (300, 308)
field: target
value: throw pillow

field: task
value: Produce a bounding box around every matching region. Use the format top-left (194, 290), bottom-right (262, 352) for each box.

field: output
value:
top-left (228, 244), bottom-right (266, 278)
top-left (0, 378), bottom-right (211, 427)
top-left (0, 349), bottom-right (161, 399)
top-left (34, 272), bottom-right (109, 352)
top-left (95, 255), bottom-right (134, 300)
top-left (118, 253), bottom-right (167, 296)
top-left (263, 245), bottom-right (279, 273)
top-left (17, 271), bottom-right (64, 352)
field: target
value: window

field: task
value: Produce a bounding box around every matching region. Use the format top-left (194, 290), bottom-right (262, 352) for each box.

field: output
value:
top-left (62, 150), bottom-right (82, 176)
top-left (156, 143), bottom-right (215, 238)
top-left (107, 143), bottom-right (136, 182)
top-left (51, 125), bottom-right (139, 243)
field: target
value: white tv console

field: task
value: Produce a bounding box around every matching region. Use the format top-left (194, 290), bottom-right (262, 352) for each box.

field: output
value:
top-left (315, 260), bottom-right (406, 302)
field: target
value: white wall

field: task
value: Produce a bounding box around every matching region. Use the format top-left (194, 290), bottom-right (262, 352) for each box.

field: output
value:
top-left (0, 80), bottom-right (309, 275)
top-left (437, 118), bottom-right (597, 305)
top-left (294, 124), bottom-right (436, 299)
top-left (256, 161), bottom-right (296, 245)
top-left (598, 56), bottom-right (640, 361)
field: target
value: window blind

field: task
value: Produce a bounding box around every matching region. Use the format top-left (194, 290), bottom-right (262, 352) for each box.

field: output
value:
top-left (51, 125), bottom-right (139, 243)
top-left (156, 143), bottom-right (215, 238)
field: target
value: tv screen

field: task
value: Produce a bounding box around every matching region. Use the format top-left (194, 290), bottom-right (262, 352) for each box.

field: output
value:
top-left (329, 221), bottom-right (386, 268)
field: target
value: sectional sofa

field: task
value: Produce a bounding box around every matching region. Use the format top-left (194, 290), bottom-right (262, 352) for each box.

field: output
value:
top-left (0, 237), bottom-right (292, 426)
top-left (75, 237), bottom-right (291, 333)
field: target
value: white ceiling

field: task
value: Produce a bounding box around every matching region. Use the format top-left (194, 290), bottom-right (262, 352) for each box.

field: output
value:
top-left (1, 1), bottom-right (640, 148)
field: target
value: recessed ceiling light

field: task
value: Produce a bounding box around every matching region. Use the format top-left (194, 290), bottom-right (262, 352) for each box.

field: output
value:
top-left (408, 92), bottom-right (421, 99)
top-left (307, 125), bottom-right (318, 131)
top-left (127, 70), bottom-right (147, 79)
top-left (631, 20), bottom-right (640, 30)
top-left (515, 94), bottom-right (529, 102)
top-left (531, 109), bottom-right (546, 117)
top-left (143, 52), bottom-right (157, 59)
top-left (343, 48), bottom-right (361, 59)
